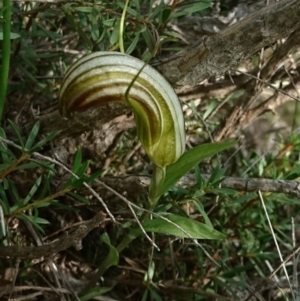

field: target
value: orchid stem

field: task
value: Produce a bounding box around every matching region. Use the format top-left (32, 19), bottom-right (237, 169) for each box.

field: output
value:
top-left (119, 0), bottom-right (130, 53)
top-left (149, 165), bottom-right (165, 207)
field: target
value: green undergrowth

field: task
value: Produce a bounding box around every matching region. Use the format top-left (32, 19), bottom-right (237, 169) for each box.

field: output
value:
top-left (1, 1), bottom-right (300, 301)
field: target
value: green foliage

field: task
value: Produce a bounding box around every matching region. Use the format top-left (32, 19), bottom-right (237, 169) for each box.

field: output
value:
top-left (80, 287), bottom-right (113, 301)
top-left (0, 122), bottom-right (101, 233)
top-left (2, 0), bottom-right (300, 300)
top-left (156, 140), bottom-right (236, 198)
top-left (130, 213), bottom-right (226, 240)
top-left (100, 232), bottom-right (119, 268)
top-left (171, 0), bottom-right (212, 17)
top-left (0, 32), bottom-right (20, 40)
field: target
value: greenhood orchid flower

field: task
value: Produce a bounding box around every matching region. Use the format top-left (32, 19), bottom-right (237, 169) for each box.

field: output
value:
top-left (59, 51), bottom-right (185, 168)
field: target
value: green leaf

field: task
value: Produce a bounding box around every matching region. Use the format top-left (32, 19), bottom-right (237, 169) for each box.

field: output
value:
top-left (141, 27), bottom-right (156, 55)
top-left (67, 192), bottom-right (90, 205)
top-left (192, 200), bottom-right (213, 228)
top-left (132, 0), bottom-right (140, 11)
top-left (22, 176), bottom-right (42, 205)
top-left (20, 49), bottom-right (37, 68)
top-left (161, 7), bottom-right (172, 23)
top-left (29, 130), bottom-right (61, 152)
top-left (0, 127), bottom-right (7, 158)
top-left (130, 214), bottom-right (226, 240)
top-left (67, 161), bottom-right (90, 188)
top-left (0, 31), bottom-right (20, 40)
top-left (207, 187), bottom-right (238, 197)
top-left (18, 64), bottom-right (39, 84)
top-left (102, 19), bottom-right (115, 27)
top-left (50, 200), bottom-right (79, 211)
top-left (126, 32), bottom-right (140, 54)
top-left (72, 149), bottom-right (82, 173)
top-left (84, 170), bottom-right (103, 184)
top-left (157, 141), bottom-right (236, 197)
top-left (2, 178), bottom-right (9, 190)
top-left (0, 148), bottom-right (16, 162)
top-left (116, 2), bottom-right (139, 17)
top-left (0, 185), bottom-right (9, 214)
top-left (149, 288), bottom-right (164, 301)
top-left (31, 216), bottom-right (50, 225)
top-left (207, 165), bottom-right (226, 186)
top-left (73, 7), bottom-right (95, 13)
top-left (222, 264), bottom-right (254, 278)
top-left (34, 202), bottom-right (52, 209)
top-left (25, 122), bottom-right (40, 150)
top-left (0, 128), bottom-right (13, 163)
top-left (202, 99), bottom-right (217, 120)
top-left (0, 161), bottom-right (16, 172)
top-left (173, 1), bottom-right (212, 17)
top-left (8, 119), bottom-right (24, 149)
top-left (100, 233), bottom-right (119, 267)
top-left (76, 161), bottom-right (90, 178)
top-left (63, 5), bottom-right (93, 49)
top-left (110, 19), bottom-right (121, 45)
top-left (36, 23), bottom-right (61, 40)
top-left (90, 12), bottom-right (100, 41)
top-left (64, 167), bottom-right (101, 189)
top-left (6, 180), bottom-right (21, 204)
top-left (145, 261), bottom-right (155, 282)
top-left (38, 175), bottom-right (51, 200)
top-left (142, 290), bottom-right (149, 301)
top-left (17, 213), bottom-right (48, 234)
top-left (95, 26), bottom-right (107, 44)
top-left (15, 161), bottom-right (56, 173)
top-left (149, 1), bottom-right (166, 19)
top-left (80, 287), bottom-right (112, 301)
top-left (194, 164), bottom-right (205, 188)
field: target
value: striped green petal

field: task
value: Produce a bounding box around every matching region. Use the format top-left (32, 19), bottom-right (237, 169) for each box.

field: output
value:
top-left (59, 51), bottom-right (185, 167)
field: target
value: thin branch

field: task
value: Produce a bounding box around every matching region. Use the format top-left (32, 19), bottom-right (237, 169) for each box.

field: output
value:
top-left (241, 73), bottom-right (300, 127)
top-left (0, 212), bottom-right (105, 259)
top-left (234, 69), bottom-right (300, 103)
top-left (102, 173), bottom-right (300, 200)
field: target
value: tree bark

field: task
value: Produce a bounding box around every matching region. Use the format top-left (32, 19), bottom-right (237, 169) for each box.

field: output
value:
top-left (155, 0), bottom-right (300, 87)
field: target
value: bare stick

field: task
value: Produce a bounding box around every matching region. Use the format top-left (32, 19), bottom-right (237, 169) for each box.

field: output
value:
top-left (0, 213), bottom-right (105, 259)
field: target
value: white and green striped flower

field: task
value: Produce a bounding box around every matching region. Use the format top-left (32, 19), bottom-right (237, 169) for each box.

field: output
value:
top-left (59, 51), bottom-right (185, 167)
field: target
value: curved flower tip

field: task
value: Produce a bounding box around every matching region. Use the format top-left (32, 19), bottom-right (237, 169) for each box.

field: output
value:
top-left (59, 51), bottom-right (186, 167)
